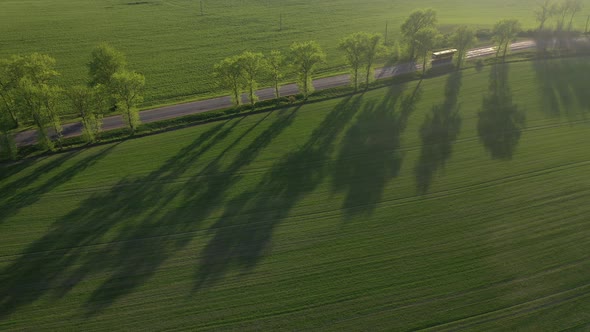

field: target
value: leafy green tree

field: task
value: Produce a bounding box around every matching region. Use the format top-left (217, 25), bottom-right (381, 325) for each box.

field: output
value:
top-left (493, 19), bottom-right (522, 60)
top-left (289, 41), bottom-right (326, 98)
top-left (10, 54), bottom-right (62, 150)
top-left (267, 50), bottom-right (285, 99)
top-left (451, 26), bottom-right (477, 69)
top-left (87, 43), bottom-right (127, 88)
top-left (362, 33), bottom-right (383, 88)
top-left (340, 32), bottom-right (384, 90)
top-left (401, 9), bottom-right (438, 61)
top-left (17, 79), bottom-right (63, 150)
top-left (0, 56), bottom-right (25, 128)
top-left (0, 100), bottom-right (17, 159)
top-left (238, 51), bottom-right (266, 107)
top-left (414, 28), bottom-right (441, 76)
top-left (111, 71), bottom-right (145, 134)
top-left (66, 85), bottom-right (107, 143)
top-left (214, 56), bottom-right (245, 106)
top-left (339, 33), bottom-right (365, 91)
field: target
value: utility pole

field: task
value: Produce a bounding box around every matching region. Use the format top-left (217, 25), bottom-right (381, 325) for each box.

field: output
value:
top-left (279, 13), bottom-right (282, 31)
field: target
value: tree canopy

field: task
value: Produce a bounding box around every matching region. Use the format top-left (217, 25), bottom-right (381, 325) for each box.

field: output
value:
top-left (289, 41), bottom-right (326, 98)
top-left (401, 9), bottom-right (438, 61)
top-left (88, 43), bottom-right (127, 88)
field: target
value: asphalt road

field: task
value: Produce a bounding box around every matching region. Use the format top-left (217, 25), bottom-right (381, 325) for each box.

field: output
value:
top-left (14, 40), bottom-right (536, 146)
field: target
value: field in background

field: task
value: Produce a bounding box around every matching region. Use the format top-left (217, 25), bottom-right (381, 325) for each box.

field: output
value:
top-left (2, 0), bottom-right (590, 107)
top-left (1, 57), bottom-right (589, 330)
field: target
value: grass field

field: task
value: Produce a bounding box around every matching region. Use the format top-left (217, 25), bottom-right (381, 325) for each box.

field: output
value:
top-left (2, 0), bottom-right (590, 107)
top-left (1, 57), bottom-right (590, 330)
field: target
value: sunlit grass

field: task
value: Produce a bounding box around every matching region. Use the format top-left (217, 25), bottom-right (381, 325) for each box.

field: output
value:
top-left (0, 58), bottom-right (589, 330)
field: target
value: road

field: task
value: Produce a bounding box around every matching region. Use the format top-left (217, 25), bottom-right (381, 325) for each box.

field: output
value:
top-left (14, 40), bottom-right (536, 146)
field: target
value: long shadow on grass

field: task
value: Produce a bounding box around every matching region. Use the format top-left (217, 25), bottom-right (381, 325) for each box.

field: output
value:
top-left (82, 107), bottom-right (302, 315)
top-left (0, 151), bottom-right (83, 224)
top-left (0, 158), bottom-right (36, 182)
top-left (0, 120), bottom-right (235, 317)
top-left (477, 64), bottom-right (525, 160)
top-left (533, 58), bottom-right (590, 121)
top-left (414, 71), bottom-right (463, 195)
top-left (193, 95), bottom-right (364, 290)
top-left (331, 83), bottom-right (422, 218)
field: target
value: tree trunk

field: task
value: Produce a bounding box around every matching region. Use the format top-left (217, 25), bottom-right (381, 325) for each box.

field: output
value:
top-left (126, 102), bottom-right (134, 134)
top-left (274, 80), bottom-right (280, 99)
top-left (52, 121), bottom-right (63, 150)
top-left (7, 109), bottom-right (18, 128)
top-left (303, 72), bottom-right (309, 99)
top-left (233, 85), bottom-right (240, 106)
top-left (503, 41), bottom-right (509, 61)
top-left (0, 95), bottom-right (19, 128)
top-left (422, 56), bottom-right (427, 76)
top-left (365, 63), bottom-right (371, 90)
top-left (569, 13), bottom-right (576, 31)
top-left (249, 84), bottom-right (255, 108)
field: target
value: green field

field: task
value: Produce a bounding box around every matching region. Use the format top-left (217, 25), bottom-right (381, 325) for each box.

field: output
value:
top-left (1, 58), bottom-right (590, 330)
top-left (2, 0), bottom-right (590, 107)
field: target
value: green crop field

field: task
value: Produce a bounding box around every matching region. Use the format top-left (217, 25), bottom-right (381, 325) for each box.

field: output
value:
top-left (1, 58), bottom-right (590, 330)
top-left (2, 0), bottom-right (590, 107)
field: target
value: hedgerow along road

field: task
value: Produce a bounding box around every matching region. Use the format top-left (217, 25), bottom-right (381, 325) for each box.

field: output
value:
top-left (14, 40), bottom-right (536, 146)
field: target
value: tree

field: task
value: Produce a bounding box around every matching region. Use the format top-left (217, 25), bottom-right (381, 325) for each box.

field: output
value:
top-left (401, 9), bottom-right (438, 61)
top-left (339, 33), bottom-right (365, 91)
top-left (267, 50), bottom-right (285, 99)
top-left (414, 28), bottom-right (441, 76)
top-left (493, 19), bottom-right (522, 60)
top-left (66, 85), bottom-right (108, 143)
top-left (0, 96), bottom-right (17, 159)
top-left (16, 79), bottom-right (63, 150)
top-left (11, 54), bottom-right (62, 150)
top-left (87, 43), bottom-right (127, 88)
top-left (289, 41), bottom-right (326, 98)
top-left (451, 26), bottom-right (477, 69)
top-left (566, 0), bottom-right (583, 30)
top-left (214, 56), bottom-right (245, 106)
top-left (238, 51), bottom-right (266, 107)
top-left (362, 33), bottom-right (383, 88)
top-left (111, 71), bottom-right (145, 134)
top-left (535, 0), bottom-right (555, 30)
top-left (0, 57), bottom-right (22, 128)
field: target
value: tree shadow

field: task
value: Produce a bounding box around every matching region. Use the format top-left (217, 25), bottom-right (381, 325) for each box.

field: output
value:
top-left (0, 158), bottom-right (36, 182)
top-left (0, 120), bottom-right (235, 318)
top-left (414, 71), bottom-right (463, 195)
top-left (193, 95), bottom-right (365, 290)
top-left (533, 58), bottom-right (590, 122)
top-left (81, 106), bottom-right (303, 314)
top-left (331, 83), bottom-right (422, 218)
top-left (0, 148), bottom-right (109, 225)
top-left (477, 64), bottom-right (526, 160)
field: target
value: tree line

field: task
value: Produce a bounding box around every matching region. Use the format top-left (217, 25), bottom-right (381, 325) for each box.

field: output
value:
top-left (0, 44), bottom-right (145, 159)
top-left (1, 3), bottom-right (586, 159)
top-left (211, 8), bottom-right (548, 108)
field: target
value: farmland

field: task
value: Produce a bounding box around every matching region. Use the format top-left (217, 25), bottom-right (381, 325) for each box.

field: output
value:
top-left (2, 0), bottom-right (590, 107)
top-left (1, 58), bottom-right (589, 330)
